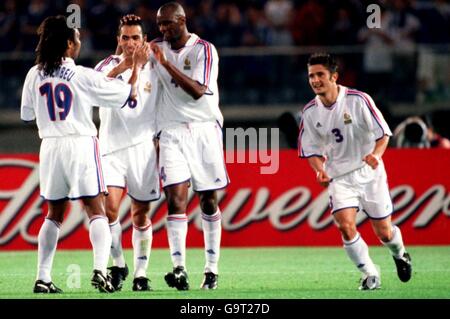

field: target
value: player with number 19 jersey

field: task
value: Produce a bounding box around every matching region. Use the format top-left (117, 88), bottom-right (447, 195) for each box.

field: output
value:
top-left (298, 85), bottom-right (392, 179)
top-left (21, 57), bottom-right (132, 137)
top-left (20, 57), bottom-right (132, 200)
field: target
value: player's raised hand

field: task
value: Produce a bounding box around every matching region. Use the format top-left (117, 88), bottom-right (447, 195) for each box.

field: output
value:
top-left (316, 169), bottom-right (331, 187)
top-left (363, 153), bottom-right (380, 170)
top-left (150, 42), bottom-right (167, 66)
top-left (133, 42), bottom-right (151, 67)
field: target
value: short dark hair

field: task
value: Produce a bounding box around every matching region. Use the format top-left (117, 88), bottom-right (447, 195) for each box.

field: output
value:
top-left (117, 14), bottom-right (145, 36)
top-left (307, 53), bottom-right (338, 74)
top-left (35, 15), bottom-right (76, 76)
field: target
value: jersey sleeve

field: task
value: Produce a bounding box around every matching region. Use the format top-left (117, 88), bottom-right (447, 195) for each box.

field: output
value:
top-left (360, 93), bottom-right (392, 140)
top-left (83, 67), bottom-right (131, 109)
top-left (298, 112), bottom-right (324, 158)
top-left (20, 68), bottom-right (36, 122)
top-left (192, 41), bottom-right (217, 93)
top-left (94, 55), bottom-right (119, 75)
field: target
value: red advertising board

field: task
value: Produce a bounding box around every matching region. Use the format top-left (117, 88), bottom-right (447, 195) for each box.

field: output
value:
top-left (1, 149), bottom-right (449, 250)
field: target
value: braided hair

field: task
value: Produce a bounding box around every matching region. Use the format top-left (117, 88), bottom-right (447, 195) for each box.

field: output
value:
top-left (35, 15), bottom-right (76, 76)
top-left (117, 14), bottom-right (145, 35)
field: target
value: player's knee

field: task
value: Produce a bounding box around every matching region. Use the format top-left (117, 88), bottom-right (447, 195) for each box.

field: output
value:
top-left (200, 197), bottom-right (217, 215)
top-left (376, 228), bottom-right (392, 243)
top-left (337, 222), bottom-right (357, 240)
top-left (105, 204), bottom-right (120, 223)
top-left (131, 202), bottom-right (151, 227)
top-left (167, 196), bottom-right (188, 214)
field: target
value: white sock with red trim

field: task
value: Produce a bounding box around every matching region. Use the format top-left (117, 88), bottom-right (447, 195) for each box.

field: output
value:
top-left (132, 222), bottom-right (152, 278)
top-left (89, 216), bottom-right (112, 276)
top-left (343, 233), bottom-right (379, 277)
top-left (166, 214), bottom-right (188, 269)
top-left (202, 209), bottom-right (222, 274)
top-left (37, 218), bottom-right (60, 282)
top-left (109, 219), bottom-right (126, 268)
top-left (381, 225), bottom-right (406, 259)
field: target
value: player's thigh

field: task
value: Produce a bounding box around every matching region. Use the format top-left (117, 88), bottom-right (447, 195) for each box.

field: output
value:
top-left (360, 166), bottom-right (393, 219)
top-left (102, 152), bottom-right (127, 189)
top-left (184, 123), bottom-right (229, 191)
top-left (328, 176), bottom-right (360, 214)
top-left (159, 129), bottom-right (191, 187)
top-left (125, 141), bottom-right (161, 202)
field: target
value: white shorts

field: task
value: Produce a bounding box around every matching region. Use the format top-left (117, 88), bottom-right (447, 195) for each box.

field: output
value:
top-left (102, 139), bottom-right (160, 202)
top-left (328, 163), bottom-right (393, 219)
top-left (39, 136), bottom-right (106, 201)
top-left (158, 122), bottom-right (229, 191)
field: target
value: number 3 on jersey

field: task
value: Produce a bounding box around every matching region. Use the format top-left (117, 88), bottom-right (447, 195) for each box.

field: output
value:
top-left (39, 83), bottom-right (73, 121)
top-left (331, 128), bottom-right (344, 143)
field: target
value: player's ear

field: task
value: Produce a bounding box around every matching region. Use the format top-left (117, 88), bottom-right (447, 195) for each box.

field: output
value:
top-left (143, 34), bottom-right (147, 43)
top-left (331, 72), bottom-right (338, 83)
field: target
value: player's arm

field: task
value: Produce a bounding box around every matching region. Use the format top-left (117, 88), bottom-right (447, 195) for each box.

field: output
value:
top-left (128, 43), bottom-right (151, 99)
top-left (307, 156), bottom-right (331, 187)
top-left (107, 56), bottom-right (133, 78)
top-left (364, 135), bottom-right (389, 170)
top-left (20, 68), bottom-right (36, 122)
top-left (150, 42), bottom-right (206, 100)
top-left (360, 93), bottom-right (392, 169)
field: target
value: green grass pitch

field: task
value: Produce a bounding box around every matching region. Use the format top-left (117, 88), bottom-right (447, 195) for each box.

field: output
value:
top-left (1, 246), bottom-right (449, 299)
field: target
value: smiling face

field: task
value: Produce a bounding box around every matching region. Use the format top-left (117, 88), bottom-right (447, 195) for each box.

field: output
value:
top-left (156, 8), bottom-right (185, 43)
top-left (117, 25), bottom-right (144, 57)
top-left (308, 64), bottom-right (338, 96)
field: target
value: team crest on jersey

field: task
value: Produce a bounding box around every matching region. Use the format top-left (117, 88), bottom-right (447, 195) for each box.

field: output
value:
top-left (183, 58), bottom-right (191, 70)
top-left (344, 112), bottom-right (352, 124)
top-left (144, 81), bottom-right (152, 93)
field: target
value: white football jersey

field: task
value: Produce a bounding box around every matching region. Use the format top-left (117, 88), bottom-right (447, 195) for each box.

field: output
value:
top-left (21, 58), bottom-right (131, 138)
top-left (95, 55), bottom-right (157, 155)
top-left (298, 85), bottom-right (392, 178)
top-left (151, 33), bottom-right (223, 131)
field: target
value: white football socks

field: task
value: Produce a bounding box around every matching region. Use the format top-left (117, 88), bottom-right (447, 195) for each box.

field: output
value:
top-left (202, 210), bottom-right (222, 274)
top-left (132, 222), bottom-right (152, 278)
top-left (89, 216), bottom-right (112, 276)
top-left (381, 224), bottom-right (406, 259)
top-left (36, 218), bottom-right (60, 282)
top-left (109, 219), bottom-right (126, 268)
top-left (166, 214), bottom-right (188, 269)
top-left (343, 233), bottom-right (379, 277)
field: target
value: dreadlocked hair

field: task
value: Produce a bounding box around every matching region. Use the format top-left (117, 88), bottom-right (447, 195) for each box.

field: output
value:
top-left (117, 14), bottom-right (145, 35)
top-left (35, 15), bottom-right (75, 76)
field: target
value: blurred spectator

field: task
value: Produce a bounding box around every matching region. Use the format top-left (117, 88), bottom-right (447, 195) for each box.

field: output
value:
top-left (88, 0), bottom-right (121, 50)
top-left (241, 4), bottom-right (270, 46)
top-left (290, 0), bottom-right (326, 46)
top-left (19, 0), bottom-right (52, 51)
top-left (393, 116), bottom-right (430, 148)
top-left (0, 0), bottom-right (20, 52)
top-left (393, 115), bottom-right (450, 149)
top-left (192, 0), bottom-right (216, 41)
top-left (276, 111), bottom-right (299, 149)
top-left (213, 3), bottom-right (243, 47)
top-left (264, 0), bottom-right (293, 46)
top-left (358, 4), bottom-right (394, 102)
